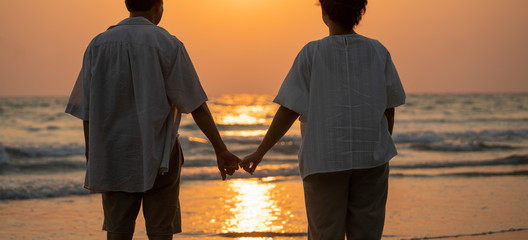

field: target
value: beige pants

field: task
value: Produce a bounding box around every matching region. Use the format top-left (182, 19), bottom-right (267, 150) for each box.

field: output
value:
top-left (302, 163), bottom-right (389, 240)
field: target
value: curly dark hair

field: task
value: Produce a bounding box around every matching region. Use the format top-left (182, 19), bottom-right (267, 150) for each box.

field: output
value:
top-left (125, 0), bottom-right (161, 12)
top-left (319, 0), bottom-right (368, 29)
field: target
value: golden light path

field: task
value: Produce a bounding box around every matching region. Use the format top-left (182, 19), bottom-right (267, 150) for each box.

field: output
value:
top-left (216, 105), bottom-right (273, 126)
top-left (222, 178), bottom-right (283, 240)
top-left (222, 130), bottom-right (268, 137)
top-left (210, 94), bottom-right (278, 138)
top-left (213, 94), bottom-right (276, 125)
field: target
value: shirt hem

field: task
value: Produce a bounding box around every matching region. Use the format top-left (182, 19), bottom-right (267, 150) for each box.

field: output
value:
top-left (300, 159), bottom-right (391, 180)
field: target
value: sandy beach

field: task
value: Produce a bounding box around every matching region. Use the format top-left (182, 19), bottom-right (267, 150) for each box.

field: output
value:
top-left (1, 174), bottom-right (527, 240)
top-left (440, 230), bottom-right (528, 240)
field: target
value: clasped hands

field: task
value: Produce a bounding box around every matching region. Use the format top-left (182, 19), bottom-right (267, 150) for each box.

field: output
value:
top-left (216, 150), bottom-right (264, 180)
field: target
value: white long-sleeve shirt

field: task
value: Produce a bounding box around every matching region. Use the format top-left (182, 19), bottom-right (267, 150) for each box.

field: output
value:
top-left (66, 17), bottom-right (207, 192)
top-left (274, 34), bottom-right (406, 179)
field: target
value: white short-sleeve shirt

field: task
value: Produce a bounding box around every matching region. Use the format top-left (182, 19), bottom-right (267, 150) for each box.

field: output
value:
top-left (274, 34), bottom-right (405, 179)
top-left (65, 17), bottom-right (207, 192)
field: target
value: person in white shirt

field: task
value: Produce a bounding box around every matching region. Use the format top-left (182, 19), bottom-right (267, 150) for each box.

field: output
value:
top-left (240, 0), bottom-right (405, 239)
top-left (65, 0), bottom-right (240, 239)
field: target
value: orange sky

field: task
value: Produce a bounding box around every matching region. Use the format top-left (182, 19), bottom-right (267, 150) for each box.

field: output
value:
top-left (0, 0), bottom-right (527, 97)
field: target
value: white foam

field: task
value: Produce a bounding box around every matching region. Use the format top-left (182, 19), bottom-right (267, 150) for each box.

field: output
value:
top-left (394, 129), bottom-right (528, 144)
top-left (0, 178), bottom-right (88, 200)
top-left (6, 143), bottom-right (85, 158)
top-left (393, 131), bottom-right (443, 143)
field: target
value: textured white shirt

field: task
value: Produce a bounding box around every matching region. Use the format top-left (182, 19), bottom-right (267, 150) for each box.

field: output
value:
top-left (274, 34), bottom-right (405, 179)
top-left (66, 17), bottom-right (207, 192)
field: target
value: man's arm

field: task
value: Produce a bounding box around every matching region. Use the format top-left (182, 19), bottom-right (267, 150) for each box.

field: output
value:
top-left (191, 103), bottom-right (240, 180)
top-left (83, 120), bottom-right (89, 162)
top-left (240, 106), bottom-right (300, 174)
top-left (384, 108), bottom-right (395, 135)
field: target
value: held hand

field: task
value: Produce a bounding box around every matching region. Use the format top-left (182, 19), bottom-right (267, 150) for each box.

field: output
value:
top-left (216, 150), bottom-right (241, 180)
top-left (239, 151), bottom-right (264, 175)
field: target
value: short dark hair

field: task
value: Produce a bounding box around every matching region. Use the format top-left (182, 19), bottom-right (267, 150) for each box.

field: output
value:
top-left (125, 0), bottom-right (160, 12)
top-left (319, 0), bottom-right (368, 29)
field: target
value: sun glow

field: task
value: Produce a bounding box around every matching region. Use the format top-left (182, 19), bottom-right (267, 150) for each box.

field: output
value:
top-left (187, 136), bottom-right (209, 144)
top-left (221, 130), bottom-right (268, 137)
top-left (212, 94), bottom-right (277, 126)
top-left (215, 105), bottom-right (274, 125)
top-left (220, 112), bottom-right (267, 125)
top-left (222, 179), bottom-right (283, 236)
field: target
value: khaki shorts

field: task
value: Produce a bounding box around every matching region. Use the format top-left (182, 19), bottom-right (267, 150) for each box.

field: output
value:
top-left (303, 163), bottom-right (389, 240)
top-left (102, 143), bottom-right (183, 236)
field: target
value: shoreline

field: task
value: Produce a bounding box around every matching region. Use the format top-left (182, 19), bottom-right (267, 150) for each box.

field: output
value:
top-left (1, 195), bottom-right (526, 240)
top-left (1, 176), bottom-right (527, 239)
top-left (415, 229), bottom-right (528, 240)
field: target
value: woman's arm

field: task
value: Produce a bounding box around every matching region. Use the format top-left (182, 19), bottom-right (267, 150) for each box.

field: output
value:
top-left (240, 106), bottom-right (300, 174)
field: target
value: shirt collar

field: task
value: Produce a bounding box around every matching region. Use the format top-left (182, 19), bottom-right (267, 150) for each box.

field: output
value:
top-left (117, 17), bottom-right (155, 26)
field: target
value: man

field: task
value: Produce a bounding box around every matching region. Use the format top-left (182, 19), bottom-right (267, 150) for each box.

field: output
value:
top-left (65, 0), bottom-right (240, 239)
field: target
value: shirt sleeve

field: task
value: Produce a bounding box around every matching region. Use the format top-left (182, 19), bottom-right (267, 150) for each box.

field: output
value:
top-left (165, 42), bottom-right (208, 113)
top-left (385, 52), bottom-right (406, 108)
top-left (65, 50), bottom-right (90, 121)
top-left (273, 44), bottom-right (312, 117)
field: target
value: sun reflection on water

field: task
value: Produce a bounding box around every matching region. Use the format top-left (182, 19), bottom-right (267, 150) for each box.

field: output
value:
top-left (222, 178), bottom-right (283, 238)
top-left (238, 238), bottom-right (273, 240)
top-left (222, 130), bottom-right (268, 137)
top-left (220, 108), bottom-right (268, 125)
top-left (212, 94), bottom-right (277, 127)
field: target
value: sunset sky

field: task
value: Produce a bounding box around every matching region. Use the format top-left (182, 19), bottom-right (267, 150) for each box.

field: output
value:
top-left (0, 0), bottom-right (527, 97)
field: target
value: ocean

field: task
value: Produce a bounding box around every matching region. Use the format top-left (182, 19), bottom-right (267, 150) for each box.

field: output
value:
top-left (0, 93), bottom-right (527, 198)
top-left (0, 93), bottom-right (527, 239)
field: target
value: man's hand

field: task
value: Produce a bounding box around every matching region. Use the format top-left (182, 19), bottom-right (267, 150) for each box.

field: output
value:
top-left (83, 120), bottom-right (89, 162)
top-left (191, 103), bottom-right (241, 180)
top-left (239, 151), bottom-right (264, 175)
top-left (216, 150), bottom-right (241, 180)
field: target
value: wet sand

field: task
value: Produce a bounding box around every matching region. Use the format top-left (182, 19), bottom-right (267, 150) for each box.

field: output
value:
top-left (0, 176), bottom-right (527, 239)
top-left (440, 230), bottom-right (528, 240)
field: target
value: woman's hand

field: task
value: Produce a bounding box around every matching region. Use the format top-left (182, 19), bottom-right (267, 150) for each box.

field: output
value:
top-left (239, 151), bottom-right (264, 175)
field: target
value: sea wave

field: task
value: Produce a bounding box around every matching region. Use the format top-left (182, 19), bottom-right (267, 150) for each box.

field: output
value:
top-left (391, 154), bottom-right (528, 169)
top-left (1, 143), bottom-right (526, 176)
top-left (393, 129), bottom-right (528, 144)
top-left (2, 129), bottom-right (525, 162)
top-left (2, 168), bottom-right (526, 200)
top-left (410, 141), bottom-right (517, 152)
top-left (4, 144), bottom-right (84, 158)
top-left (1, 154), bottom-right (527, 200)
top-left (397, 117), bottom-right (528, 124)
top-left (443, 129), bottom-right (528, 138)
top-left (0, 160), bottom-right (86, 174)
top-left (0, 165), bottom-right (301, 200)
top-left (393, 131), bottom-right (443, 143)
top-left (0, 178), bottom-right (88, 200)
top-left (218, 129), bottom-right (528, 145)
